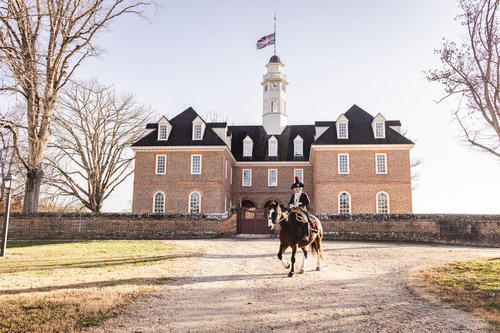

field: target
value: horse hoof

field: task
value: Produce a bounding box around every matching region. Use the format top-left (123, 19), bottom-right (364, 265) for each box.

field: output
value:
top-left (298, 269), bottom-right (304, 274)
top-left (316, 267), bottom-right (321, 271)
top-left (284, 263), bottom-right (290, 269)
top-left (288, 272), bottom-right (294, 277)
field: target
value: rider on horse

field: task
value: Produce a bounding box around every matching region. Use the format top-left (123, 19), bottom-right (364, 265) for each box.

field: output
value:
top-left (288, 176), bottom-right (313, 241)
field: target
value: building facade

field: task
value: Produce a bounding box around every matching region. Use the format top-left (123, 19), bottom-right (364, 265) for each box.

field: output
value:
top-left (131, 55), bottom-right (414, 215)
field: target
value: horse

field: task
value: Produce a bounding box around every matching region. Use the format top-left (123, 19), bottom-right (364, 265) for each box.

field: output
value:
top-left (267, 201), bottom-right (324, 277)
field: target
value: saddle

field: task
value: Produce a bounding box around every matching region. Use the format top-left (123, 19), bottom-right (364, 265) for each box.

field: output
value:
top-left (291, 209), bottom-right (319, 232)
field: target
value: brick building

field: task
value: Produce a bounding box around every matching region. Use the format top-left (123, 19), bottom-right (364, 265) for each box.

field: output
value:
top-left (131, 55), bottom-right (414, 217)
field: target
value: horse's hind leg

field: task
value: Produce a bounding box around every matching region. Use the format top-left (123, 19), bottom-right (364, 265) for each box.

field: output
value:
top-left (299, 247), bottom-right (307, 274)
top-left (277, 244), bottom-right (290, 269)
top-left (315, 239), bottom-right (322, 271)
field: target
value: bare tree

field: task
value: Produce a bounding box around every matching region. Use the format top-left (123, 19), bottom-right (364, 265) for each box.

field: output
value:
top-left (203, 110), bottom-right (229, 123)
top-left (0, 105), bottom-right (25, 210)
top-left (428, 0), bottom-right (500, 158)
top-left (0, 0), bottom-right (155, 212)
top-left (45, 80), bottom-right (152, 212)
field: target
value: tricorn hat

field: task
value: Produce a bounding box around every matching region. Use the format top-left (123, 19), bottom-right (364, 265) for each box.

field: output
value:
top-left (291, 176), bottom-right (304, 189)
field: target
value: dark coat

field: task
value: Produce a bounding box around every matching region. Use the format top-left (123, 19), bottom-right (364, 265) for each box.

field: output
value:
top-left (288, 192), bottom-right (310, 209)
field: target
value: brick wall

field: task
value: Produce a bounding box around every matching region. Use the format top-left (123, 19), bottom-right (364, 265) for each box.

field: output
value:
top-left (3, 213), bottom-right (499, 247)
top-left (311, 148), bottom-right (412, 213)
top-left (6, 212), bottom-right (237, 239)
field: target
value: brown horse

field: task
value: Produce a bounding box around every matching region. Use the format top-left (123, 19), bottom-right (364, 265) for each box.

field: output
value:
top-left (267, 201), bottom-right (324, 277)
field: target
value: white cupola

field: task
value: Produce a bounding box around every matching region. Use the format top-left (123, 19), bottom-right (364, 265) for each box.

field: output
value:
top-left (261, 55), bottom-right (288, 135)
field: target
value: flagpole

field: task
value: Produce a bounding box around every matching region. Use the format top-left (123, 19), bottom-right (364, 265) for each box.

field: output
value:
top-left (274, 14), bottom-right (277, 55)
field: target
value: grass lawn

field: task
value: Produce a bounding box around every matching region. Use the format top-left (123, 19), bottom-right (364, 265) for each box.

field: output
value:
top-left (0, 240), bottom-right (201, 333)
top-left (418, 257), bottom-right (500, 331)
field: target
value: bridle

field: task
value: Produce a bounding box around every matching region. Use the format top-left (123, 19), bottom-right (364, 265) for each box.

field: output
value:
top-left (268, 204), bottom-right (289, 226)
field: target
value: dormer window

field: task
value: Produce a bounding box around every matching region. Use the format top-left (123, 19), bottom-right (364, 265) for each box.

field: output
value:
top-left (336, 114), bottom-right (349, 139)
top-left (157, 116), bottom-right (172, 141)
top-left (192, 116), bottom-right (205, 140)
top-left (372, 113), bottom-right (386, 139)
top-left (268, 136), bottom-right (278, 157)
top-left (243, 136), bottom-right (253, 157)
top-left (294, 135), bottom-right (303, 157)
top-left (374, 122), bottom-right (385, 138)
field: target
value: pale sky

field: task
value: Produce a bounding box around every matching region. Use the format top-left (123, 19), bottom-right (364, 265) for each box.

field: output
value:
top-left (75, 0), bottom-right (499, 214)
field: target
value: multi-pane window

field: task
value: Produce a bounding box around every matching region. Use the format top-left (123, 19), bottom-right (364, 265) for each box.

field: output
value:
top-left (243, 140), bottom-right (253, 157)
top-left (294, 169), bottom-right (304, 183)
top-left (268, 138), bottom-right (278, 156)
top-left (375, 122), bottom-right (385, 138)
top-left (189, 192), bottom-right (201, 214)
top-left (338, 192), bottom-right (351, 214)
top-left (376, 154), bottom-right (387, 174)
top-left (294, 140), bottom-right (303, 156)
top-left (158, 125), bottom-right (168, 140)
top-left (193, 124), bottom-right (202, 140)
top-left (338, 122), bottom-right (348, 139)
top-left (191, 154), bottom-right (202, 174)
top-left (242, 169), bottom-right (252, 186)
top-left (338, 154), bottom-right (349, 174)
top-left (153, 192), bottom-right (165, 213)
top-left (268, 169), bottom-right (278, 186)
top-left (156, 155), bottom-right (166, 175)
top-left (377, 192), bottom-right (389, 214)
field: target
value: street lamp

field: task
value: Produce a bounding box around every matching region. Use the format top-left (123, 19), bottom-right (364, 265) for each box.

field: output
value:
top-left (1, 173), bottom-right (16, 257)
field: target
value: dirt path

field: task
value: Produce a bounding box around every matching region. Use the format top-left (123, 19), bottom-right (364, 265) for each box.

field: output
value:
top-left (91, 239), bottom-right (499, 333)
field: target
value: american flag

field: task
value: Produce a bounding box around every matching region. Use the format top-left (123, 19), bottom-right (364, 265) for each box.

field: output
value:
top-left (256, 33), bottom-right (275, 50)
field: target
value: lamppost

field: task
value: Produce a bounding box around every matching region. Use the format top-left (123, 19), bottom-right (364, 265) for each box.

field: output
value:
top-left (1, 173), bottom-right (16, 257)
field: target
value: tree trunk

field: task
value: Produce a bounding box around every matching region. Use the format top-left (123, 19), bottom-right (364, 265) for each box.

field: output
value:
top-left (23, 166), bottom-right (44, 213)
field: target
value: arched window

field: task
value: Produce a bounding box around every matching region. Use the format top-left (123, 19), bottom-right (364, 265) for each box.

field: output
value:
top-left (376, 192), bottom-right (390, 214)
top-left (189, 191), bottom-right (201, 214)
top-left (338, 192), bottom-right (351, 214)
top-left (153, 192), bottom-right (165, 213)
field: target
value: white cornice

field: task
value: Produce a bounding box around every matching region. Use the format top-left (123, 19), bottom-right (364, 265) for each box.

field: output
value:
top-left (311, 144), bottom-right (414, 151)
top-left (235, 161), bottom-right (311, 167)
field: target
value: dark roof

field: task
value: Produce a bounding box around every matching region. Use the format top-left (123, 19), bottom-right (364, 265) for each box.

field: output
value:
top-left (314, 105), bottom-right (414, 145)
top-left (132, 107), bottom-right (227, 147)
top-left (207, 122), bottom-right (227, 128)
top-left (229, 125), bottom-right (315, 161)
top-left (269, 55), bottom-right (282, 64)
top-left (314, 121), bottom-right (335, 126)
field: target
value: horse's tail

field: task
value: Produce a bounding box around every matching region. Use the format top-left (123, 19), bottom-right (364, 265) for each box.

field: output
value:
top-left (310, 221), bottom-right (325, 260)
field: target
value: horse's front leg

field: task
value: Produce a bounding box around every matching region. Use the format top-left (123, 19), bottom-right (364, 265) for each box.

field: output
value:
top-left (288, 245), bottom-right (297, 277)
top-left (277, 244), bottom-right (290, 269)
top-left (299, 247), bottom-right (307, 274)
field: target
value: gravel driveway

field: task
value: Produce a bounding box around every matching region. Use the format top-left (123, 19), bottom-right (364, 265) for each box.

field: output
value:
top-left (91, 239), bottom-right (499, 333)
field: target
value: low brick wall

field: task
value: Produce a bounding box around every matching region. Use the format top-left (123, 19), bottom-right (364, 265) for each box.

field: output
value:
top-left (5, 212), bottom-right (237, 240)
top-left (317, 214), bottom-right (500, 247)
top-left (2, 213), bottom-right (499, 247)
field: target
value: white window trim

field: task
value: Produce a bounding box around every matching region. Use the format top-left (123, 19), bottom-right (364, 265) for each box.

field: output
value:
top-left (374, 122), bottom-right (385, 139)
top-left (268, 169), bottom-right (278, 186)
top-left (294, 168), bottom-right (304, 183)
top-left (192, 123), bottom-right (203, 140)
top-left (225, 160), bottom-right (228, 179)
top-left (338, 191), bottom-right (352, 214)
top-left (188, 191), bottom-right (201, 214)
top-left (337, 122), bottom-right (348, 139)
top-left (338, 153), bottom-right (350, 174)
top-left (268, 136), bottom-right (278, 157)
top-left (294, 136), bottom-right (303, 156)
top-left (376, 191), bottom-right (390, 214)
top-left (191, 154), bottom-right (202, 175)
top-left (152, 191), bottom-right (165, 214)
top-left (155, 155), bottom-right (166, 175)
top-left (243, 136), bottom-right (253, 157)
top-left (230, 167), bottom-right (233, 184)
top-left (376, 153), bottom-right (388, 174)
top-left (242, 169), bottom-right (252, 187)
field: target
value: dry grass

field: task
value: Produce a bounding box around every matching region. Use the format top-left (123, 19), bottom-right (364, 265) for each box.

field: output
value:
top-left (0, 240), bottom-right (202, 333)
top-left (417, 257), bottom-right (500, 331)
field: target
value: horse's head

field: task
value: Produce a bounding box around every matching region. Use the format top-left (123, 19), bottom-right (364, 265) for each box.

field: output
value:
top-left (267, 201), bottom-right (279, 230)
top-left (268, 201), bottom-right (287, 230)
